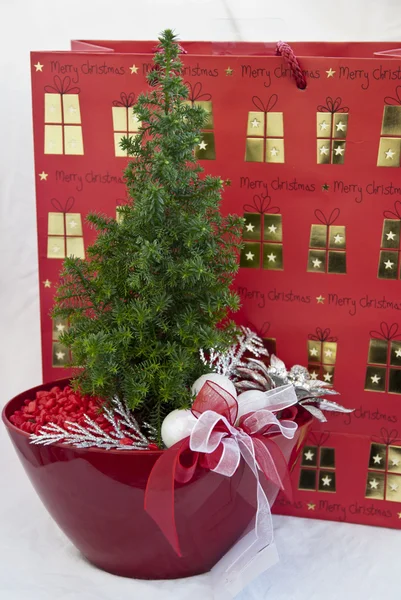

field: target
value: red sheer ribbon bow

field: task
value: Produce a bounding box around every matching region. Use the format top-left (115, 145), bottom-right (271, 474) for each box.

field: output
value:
top-left (144, 381), bottom-right (298, 557)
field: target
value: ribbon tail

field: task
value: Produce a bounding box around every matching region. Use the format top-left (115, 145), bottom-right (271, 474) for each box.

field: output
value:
top-left (236, 436), bottom-right (274, 554)
top-left (144, 438), bottom-right (193, 557)
top-left (253, 435), bottom-right (293, 501)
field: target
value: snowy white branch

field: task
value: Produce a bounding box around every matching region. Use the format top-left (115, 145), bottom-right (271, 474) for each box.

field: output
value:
top-left (200, 326), bottom-right (268, 376)
top-left (30, 396), bottom-right (157, 450)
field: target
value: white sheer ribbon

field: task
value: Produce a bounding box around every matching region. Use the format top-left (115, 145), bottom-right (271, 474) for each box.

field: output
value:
top-left (189, 384), bottom-right (299, 576)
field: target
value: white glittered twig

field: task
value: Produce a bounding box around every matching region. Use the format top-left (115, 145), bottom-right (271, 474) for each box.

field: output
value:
top-left (30, 396), bottom-right (157, 450)
top-left (200, 326), bottom-right (268, 376)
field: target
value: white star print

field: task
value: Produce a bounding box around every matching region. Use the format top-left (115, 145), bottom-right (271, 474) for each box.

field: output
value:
top-left (321, 475), bottom-right (332, 487)
top-left (325, 349), bottom-right (333, 358)
top-left (320, 121), bottom-right (329, 131)
top-left (245, 223), bottom-right (255, 232)
top-left (336, 121), bottom-right (346, 132)
top-left (309, 347), bottom-right (319, 356)
top-left (268, 224), bottom-right (277, 233)
top-left (372, 454), bottom-right (383, 464)
top-left (270, 147), bottom-right (279, 157)
top-left (309, 371), bottom-right (318, 380)
top-left (386, 231), bottom-right (396, 241)
top-left (392, 458), bottom-right (400, 466)
top-left (267, 253), bottom-right (276, 262)
top-left (395, 349), bottom-right (401, 358)
top-left (320, 145), bottom-right (329, 156)
top-left (245, 251), bottom-right (254, 261)
top-left (49, 104), bottom-right (57, 113)
top-left (312, 258), bottom-right (322, 268)
top-left (333, 234), bottom-right (343, 244)
top-left (68, 220), bottom-right (78, 229)
top-left (56, 351), bottom-right (66, 361)
top-left (386, 148), bottom-right (396, 160)
top-left (371, 374), bottom-right (381, 384)
top-left (369, 479), bottom-right (379, 490)
top-left (334, 145), bottom-right (345, 156)
top-left (384, 260), bottom-right (394, 269)
top-left (251, 118), bottom-right (260, 128)
top-left (198, 140), bottom-right (207, 150)
top-left (304, 450), bottom-right (314, 461)
top-left (68, 105), bottom-right (77, 114)
top-left (52, 245), bottom-right (61, 254)
top-left (56, 323), bottom-right (66, 332)
top-left (390, 482), bottom-right (399, 492)
top-left (323, 373), bottom-right (332, 382)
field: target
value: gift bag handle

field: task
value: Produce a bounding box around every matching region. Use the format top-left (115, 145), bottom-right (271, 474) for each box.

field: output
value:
top-left (276, 42), bottom-right (307, 90)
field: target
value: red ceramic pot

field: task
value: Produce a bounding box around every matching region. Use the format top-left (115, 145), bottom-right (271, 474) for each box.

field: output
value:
top-left (2, 378), bottom-right (312, 580)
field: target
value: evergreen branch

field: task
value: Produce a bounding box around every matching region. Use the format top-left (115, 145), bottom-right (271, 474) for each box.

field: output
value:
top-left (49, 30), bottom-right (243, 438)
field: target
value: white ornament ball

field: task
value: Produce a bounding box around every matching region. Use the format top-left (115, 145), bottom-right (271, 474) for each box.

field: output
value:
top-left (191, 373), bottom-right (237, 400)
top-left (161, 409), bottom-right (198, 448)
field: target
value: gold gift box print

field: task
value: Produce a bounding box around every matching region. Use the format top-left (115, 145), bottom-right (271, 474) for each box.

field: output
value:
top-left (260, 321), bottom-right (277, 355)
top-left (316, 97), bottom-right (349, 165)
top-left (112, 92), bottom-right (141, 157)
top-left (240, 194), bottom-right (284, 270)
top-left (44, 76), bottom-right (84, 155)
top-left (377, 89), bottom-right (401, 167)
top-left (115, 198), bottom-right (128, 224)
top-left (52, 317), bottom-right (70, 368)
top-left (47, 197), bottom-right (85, 259)
top-left (364, 323), bottom-right (401, 394)
top-left (377, 202), bottom-right (401, 279)
top-left (365, 432), bottom-right (401, 502)
top-left (307, 327), bottom-right (337, 385)
top-left (298, 433), bottom-right (336, 493)
top-left (185, 82), bottom-right (215, 160)
top-left (245, 94), bottom-right (284, 163)
top-left (307, 208), bottom-right (346, 274)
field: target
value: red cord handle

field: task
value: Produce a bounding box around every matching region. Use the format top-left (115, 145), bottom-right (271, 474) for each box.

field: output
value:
top-left (276, 41), bottom-right (307, 90)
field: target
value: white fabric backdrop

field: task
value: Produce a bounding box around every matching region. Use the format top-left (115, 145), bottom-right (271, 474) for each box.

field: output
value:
top-left (1, 1), bottom-right (401, 598)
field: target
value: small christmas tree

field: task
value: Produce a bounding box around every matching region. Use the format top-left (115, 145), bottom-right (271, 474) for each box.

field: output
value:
top-left (53, 30), bottom-right (243, 438)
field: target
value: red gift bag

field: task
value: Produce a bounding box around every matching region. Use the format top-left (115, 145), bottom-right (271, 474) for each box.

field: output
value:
top-left (31, 39), bottom-right (401, 530)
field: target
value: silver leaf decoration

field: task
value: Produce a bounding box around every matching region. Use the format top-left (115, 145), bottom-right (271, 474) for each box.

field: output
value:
top-left (317, 399), bottom-right (354, 413)
top-left (300, 403), bottom-right (328, 422)
top-left (200, 328), bottom-right (354, 422)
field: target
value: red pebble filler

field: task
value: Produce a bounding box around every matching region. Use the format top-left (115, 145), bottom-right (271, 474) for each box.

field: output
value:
top-left (9, 385), bottom-right (158, 448)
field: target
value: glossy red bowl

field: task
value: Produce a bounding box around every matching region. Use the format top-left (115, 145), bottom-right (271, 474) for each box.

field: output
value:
top-left (2, 378), bottom-right (312, 579)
